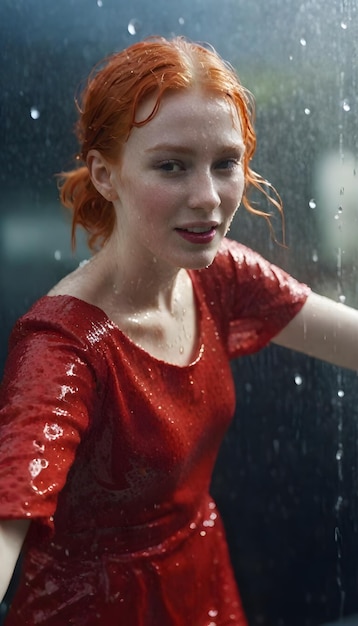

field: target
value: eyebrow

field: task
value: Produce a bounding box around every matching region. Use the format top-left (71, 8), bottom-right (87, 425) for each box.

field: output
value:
top-left (145, 142), bottom-right (245, 155)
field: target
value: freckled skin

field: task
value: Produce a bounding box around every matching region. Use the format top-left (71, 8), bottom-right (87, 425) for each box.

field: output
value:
top-left (97, 89), bottom-right (246, 276)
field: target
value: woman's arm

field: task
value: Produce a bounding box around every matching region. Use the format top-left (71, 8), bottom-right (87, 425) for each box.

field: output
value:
top-left (0, 520), bottom-right (30, 603)
top-left (272, 291), bottom-right (358, 371)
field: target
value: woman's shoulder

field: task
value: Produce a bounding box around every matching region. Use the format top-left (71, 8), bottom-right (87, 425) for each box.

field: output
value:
top-left (47, 258), bottom-right (96, 301)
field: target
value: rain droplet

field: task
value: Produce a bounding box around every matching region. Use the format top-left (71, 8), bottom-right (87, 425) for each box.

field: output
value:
top-left (294, 374), bottom-right (303, 386)
top-left (340, 21), bottom-right (348, 29)
top-left (54, 250), bottom-right (62, 261)
top-left (178, 17), bottom-right (185, 25)
top-left (338, 294), bottom-right (346, 303)
top-left (337, 389), bottom-right (345, 398)
top-left (335, 496), bottom-right (343, 512)
top-left (300, 37), bottom-right (307, 46)
top-left (304, 107), bottom-right (311, 115)
top-left (30, 107), bottom-right (40, 120)
top-left (336, 448), bottom-right (343, 461)
top-left (342, 99), bottom-right (351, 112)
top-left (309, 198), bottom-right (316, 209)
top-left (128, 18), bottom-right (140, 35)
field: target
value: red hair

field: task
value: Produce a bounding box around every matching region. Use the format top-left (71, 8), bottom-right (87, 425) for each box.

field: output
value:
top-left (58, 36), bottom-right (283, 250)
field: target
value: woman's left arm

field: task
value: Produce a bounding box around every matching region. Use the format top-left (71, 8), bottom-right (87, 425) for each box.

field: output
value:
top-left (272, 291), bottom-right (358, 371)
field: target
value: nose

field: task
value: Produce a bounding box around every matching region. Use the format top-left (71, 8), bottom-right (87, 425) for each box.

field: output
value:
top-left (187, 169), bottom-right (221, 211)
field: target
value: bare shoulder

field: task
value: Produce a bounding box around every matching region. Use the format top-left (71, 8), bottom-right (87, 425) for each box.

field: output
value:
top-left (47, 259), bottom-right (95, 301)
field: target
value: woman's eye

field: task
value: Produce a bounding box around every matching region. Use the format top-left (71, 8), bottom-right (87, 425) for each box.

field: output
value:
top-left (216, 158), bottom-right (240, 171)
top-left (158, 161), bottom-right (183, 173)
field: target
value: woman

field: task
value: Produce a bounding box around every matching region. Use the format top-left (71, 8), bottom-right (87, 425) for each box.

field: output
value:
top-left (0, 36), bottom-right (357, 625)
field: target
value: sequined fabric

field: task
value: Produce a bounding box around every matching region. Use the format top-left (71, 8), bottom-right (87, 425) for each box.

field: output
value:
top-left (0, 240), bottom-right (310, 625)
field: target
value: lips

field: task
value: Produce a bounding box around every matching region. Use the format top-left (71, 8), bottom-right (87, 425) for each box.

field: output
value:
top-left (175, 224), bottom-right (218, 244)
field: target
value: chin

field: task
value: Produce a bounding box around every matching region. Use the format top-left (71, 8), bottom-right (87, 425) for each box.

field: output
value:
top-left (180, 251), bottom-right (218, 271)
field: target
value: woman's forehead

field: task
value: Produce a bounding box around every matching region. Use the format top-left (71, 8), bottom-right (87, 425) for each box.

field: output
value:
top-left (133, 88), bottom-right (243, 140)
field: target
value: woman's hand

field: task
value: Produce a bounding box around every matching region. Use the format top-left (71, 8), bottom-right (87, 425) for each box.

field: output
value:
top-left (0, 519), bottom-right (30, 603)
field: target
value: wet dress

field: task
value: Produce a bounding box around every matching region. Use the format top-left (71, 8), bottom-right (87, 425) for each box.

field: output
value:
top-left (0, 239), bottom-right (310, 625)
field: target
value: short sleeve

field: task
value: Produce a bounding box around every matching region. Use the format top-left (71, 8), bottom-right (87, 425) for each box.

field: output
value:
top-left (196, 239), bottom-right (311, 359)
top-left (0, 311), bottom-right (102, 531)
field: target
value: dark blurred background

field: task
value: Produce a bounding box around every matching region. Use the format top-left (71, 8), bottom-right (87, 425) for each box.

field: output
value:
top-left (1, 0), bottom-right (358, 624)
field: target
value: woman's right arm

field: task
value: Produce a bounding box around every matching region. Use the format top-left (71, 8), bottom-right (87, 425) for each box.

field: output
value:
top-left (0, 519), bottom-right (30, 602)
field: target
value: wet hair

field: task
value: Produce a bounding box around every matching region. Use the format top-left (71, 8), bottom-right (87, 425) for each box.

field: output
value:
top-left (58, 36), bottom-right (283, 250)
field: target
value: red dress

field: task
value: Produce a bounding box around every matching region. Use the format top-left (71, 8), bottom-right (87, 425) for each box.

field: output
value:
top-left (0, 240), bottom-right (310, 625)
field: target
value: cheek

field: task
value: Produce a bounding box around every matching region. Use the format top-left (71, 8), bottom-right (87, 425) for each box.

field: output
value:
top-left (226, 173), bottom-right (245, 208)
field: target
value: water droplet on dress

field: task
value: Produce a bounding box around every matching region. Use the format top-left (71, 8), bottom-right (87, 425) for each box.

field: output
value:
top-left (294, 374), bottom-right (303, 386)
top-left (30, 107), bottom-right (40, 119)
top-left (337, 389), bottom-right (345, 398)
top-left (309, 198), bottom-right (316, 209)
top-left (178, 16), bottom-right (185, 25)
top-left (54, 250), bottom-right (61, 261)
top-left (300, 37), bottom-right (307, 46)
top-left (336, 448), bottom-right (343, 461)
top-left (338, 294), bottom-right (346, 303)
top-left (208, 609), bottom-right (219, 617)
top-left (128, 18), bottom-right (140, 35)
top-left (340, 21), bottom-right (348, 29)
top-left (33, 439), bottom-right (45, 453)
top-left (312, 250), bottom-right (318, 262)
top-left (304, 107), bottom-right (311, 115)
top-left (97, 0), bottom-right (103, 6)
top-left (44, 422), bottom-right (64, 440)
top-left (29, 458), bottom-right (49, 478)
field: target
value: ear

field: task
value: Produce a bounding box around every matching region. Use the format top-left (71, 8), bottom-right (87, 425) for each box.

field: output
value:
top-left (87, 149), bottom-right (119, 201)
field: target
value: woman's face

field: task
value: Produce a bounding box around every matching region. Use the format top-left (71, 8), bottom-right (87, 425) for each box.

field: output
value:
top-left (108, 88), bottom-right (245, 271)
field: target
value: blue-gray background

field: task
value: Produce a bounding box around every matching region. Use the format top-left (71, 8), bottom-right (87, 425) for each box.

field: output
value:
top-left (1, 1), bottom-right (358, 624)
